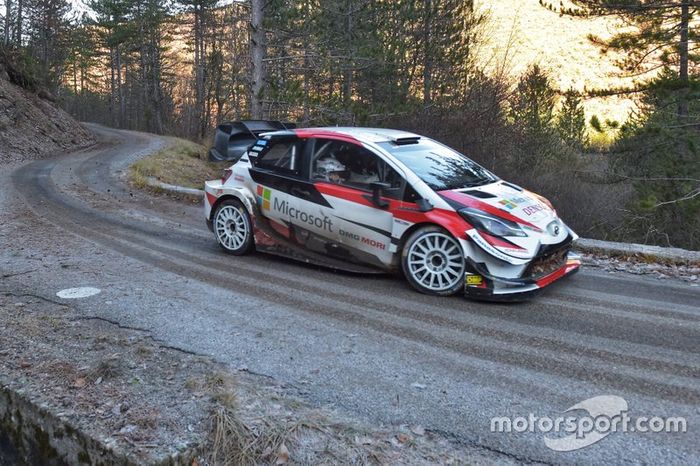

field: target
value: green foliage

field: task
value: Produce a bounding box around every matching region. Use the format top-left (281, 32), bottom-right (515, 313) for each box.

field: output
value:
top-left (0, 46), bottom-right (41, 91)
top-left (509, 64), bottom-right (556, 132)
top-left (263, 0), bottom-right (484, 125)
top-left (613, 73), bottom-right (700, 249)
top-left (556, 88), bottom-right (588, 149)
top-left (542, 0), bottom-right (697, 122)
top-left (508, 64), bottom-right (576, 172)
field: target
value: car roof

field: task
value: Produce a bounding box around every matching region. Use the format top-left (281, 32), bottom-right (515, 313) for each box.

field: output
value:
top-left (288, 127), bottom-right (422, 144)
top-left (310, 127), bottom-right (419, 141)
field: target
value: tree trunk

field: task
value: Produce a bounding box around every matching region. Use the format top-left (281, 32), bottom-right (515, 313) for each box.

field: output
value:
top-left (342, 0), bottom-right (353, 108)
top-left (4, 0), bottom-right (11, 45)
top-left (194, 3), bottom-right (205, 137)
top-left (115, 42), bottom-right (125, 127)
top-left (15, 0), bottom-right (22, 45)
top-left (677, 0), bottom-right (689, 120)
top-left (423, 0), bottom-right (432, 106)
top-left (109, 46), bottom-right (116, 126)
top-left (250, 0), bottom-right (266, 119)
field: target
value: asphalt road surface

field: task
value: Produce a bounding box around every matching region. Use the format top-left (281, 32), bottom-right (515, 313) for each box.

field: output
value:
top-left (3, 125), bottom-right (699, 464)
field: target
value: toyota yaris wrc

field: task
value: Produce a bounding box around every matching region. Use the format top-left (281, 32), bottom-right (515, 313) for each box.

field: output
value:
top-left (204, 123), bottom-right (580, 300)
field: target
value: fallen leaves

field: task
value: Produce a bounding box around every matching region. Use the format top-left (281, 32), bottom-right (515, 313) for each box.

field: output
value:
top-left (72, 377), bottom-right (87, 389)
top-left (275, 442), bottom-right (290, 464)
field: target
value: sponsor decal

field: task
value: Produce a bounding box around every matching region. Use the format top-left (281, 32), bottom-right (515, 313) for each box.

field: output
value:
top-left (523, 204), bottom-right (547, 216)
top-left (234, 174), bottom-right (245, 182)
top-left (466, 274), bottom-right (483, 286)
top-left (257, 185), bottom-right (271, 210)
top-left (499, 199), bottom-right (517, 210)
top-left (257, 139), bottom-right (267, 146)
top-left (467, 229), bottom-right (523, 264)
top-left (273, 197), bottom-right (334, 232)
top-left (340, 229), bottom-right (386, 250)
top-left (499, 197), bottom-right (529, 210)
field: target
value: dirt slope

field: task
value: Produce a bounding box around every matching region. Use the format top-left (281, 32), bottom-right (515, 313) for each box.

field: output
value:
top-left (0, 61), bottom-right (95, 164)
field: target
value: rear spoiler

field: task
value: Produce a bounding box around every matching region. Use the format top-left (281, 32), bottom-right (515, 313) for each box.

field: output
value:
top-left (209, 120), bottom-right (296, 162)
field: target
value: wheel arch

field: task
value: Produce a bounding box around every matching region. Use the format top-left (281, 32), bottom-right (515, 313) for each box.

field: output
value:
top-left (209, 188), bottom-right (257, 222)
top-left (397, 222), bottom-right (443, 255)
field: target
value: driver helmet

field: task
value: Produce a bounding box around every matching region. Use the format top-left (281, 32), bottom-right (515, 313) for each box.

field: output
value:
top-left (316, 155), bottom-right (347, 183)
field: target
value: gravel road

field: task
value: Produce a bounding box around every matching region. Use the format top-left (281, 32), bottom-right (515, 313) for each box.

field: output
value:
top-left (2, 125), bottom-right (699, 464)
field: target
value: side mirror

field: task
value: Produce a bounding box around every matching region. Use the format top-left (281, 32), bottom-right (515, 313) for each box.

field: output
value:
top-left (369, 181), bottom-right (391, 209)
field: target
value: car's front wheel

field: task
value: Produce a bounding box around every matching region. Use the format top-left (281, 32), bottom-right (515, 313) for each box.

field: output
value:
top-left (213, 199), bottom-right (255, 255)
top-left (401, 226), bottom-right (465, 296)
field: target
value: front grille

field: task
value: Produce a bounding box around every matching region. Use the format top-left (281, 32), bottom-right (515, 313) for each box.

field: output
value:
top-left (523, 248), bottom-right (568, 279)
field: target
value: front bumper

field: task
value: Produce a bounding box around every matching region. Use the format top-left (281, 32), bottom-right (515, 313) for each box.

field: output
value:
top-left (464, 252), bottom-right (581, 301)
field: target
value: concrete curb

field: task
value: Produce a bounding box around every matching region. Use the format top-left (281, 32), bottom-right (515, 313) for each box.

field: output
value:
top-left (145, 176), bottom-right (204, 196)
top-left (145, 178), bottom-right (700, 266)
top-left (574, 238), bottom-right (700, 265)
top-left (0, 384), bottom-right (194, 465)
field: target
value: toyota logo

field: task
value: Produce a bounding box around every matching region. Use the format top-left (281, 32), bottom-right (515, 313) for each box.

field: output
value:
top-left (547, 221), bottom-right (561, 236)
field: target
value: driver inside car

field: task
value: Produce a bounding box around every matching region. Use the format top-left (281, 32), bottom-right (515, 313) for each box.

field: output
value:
top-left (315, 155), bottom-right (349, 184)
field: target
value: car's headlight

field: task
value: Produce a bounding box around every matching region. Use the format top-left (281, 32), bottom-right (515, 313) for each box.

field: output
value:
top-left (458, 207), bottom-right (527, 237)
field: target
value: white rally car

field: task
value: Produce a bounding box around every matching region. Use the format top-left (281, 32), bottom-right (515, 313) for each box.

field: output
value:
top-left (204, 123), bottom-right (580, 300)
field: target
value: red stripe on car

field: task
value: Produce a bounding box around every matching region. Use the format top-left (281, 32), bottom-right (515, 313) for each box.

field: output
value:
top-left (206, 192), bottom-right (218, 207)
top-left (438, 190), bottom-right (541, 231)
top-left (536, 261), bottom-right (580, 288)
top-left (294, 130), bottom-right (361, 145)
top-left (316, 182), bottom-right (472, 238)
top-left (479, 231), bottom-right (526, 250)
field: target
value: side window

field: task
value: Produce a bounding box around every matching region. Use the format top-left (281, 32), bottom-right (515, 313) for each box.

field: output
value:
top-left (256, 140), bottom-right (303, 174)
top-left (311, 139), bottom-right (403, 196)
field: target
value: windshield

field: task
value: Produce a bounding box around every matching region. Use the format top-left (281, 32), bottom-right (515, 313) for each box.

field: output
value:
top-left (378, 139), bottom-right (497, 191)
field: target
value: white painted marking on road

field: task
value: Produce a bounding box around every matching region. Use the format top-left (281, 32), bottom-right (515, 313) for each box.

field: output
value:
top-left (56, 287), bottom-right (101, 299)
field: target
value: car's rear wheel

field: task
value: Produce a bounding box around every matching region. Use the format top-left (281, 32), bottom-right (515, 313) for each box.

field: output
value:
top-left (401, 226), bottom-right (465, 296)
top-left (213, 199), bottom-right (254, 255)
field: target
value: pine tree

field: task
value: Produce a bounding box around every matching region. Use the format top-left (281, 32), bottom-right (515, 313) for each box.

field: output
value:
top-left (541, 0), bottom-right (698, 121)
top-left (510, 64), bottom-right (556, 133)
top-left (556, 89), bottom-right (588, 149)
top-left (509, 64), bottom-right (569, 170)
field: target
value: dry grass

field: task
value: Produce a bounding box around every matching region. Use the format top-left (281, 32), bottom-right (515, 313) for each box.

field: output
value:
top-left (475, 0), bottom-right (639, 123)
top-left (129, 138), bottom-right (226, 191)
top-left (88, 356), bottom-right (124, 381)
top-left (210, 407), bottom-right (301, 466)
top-left (206, 371), bottom-right (238, 409)
top-left (198, 369), bottom-right (469, 465)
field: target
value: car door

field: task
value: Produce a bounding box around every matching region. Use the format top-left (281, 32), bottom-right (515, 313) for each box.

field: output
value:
top-left (310, 138), bottom-right (405, 268)
top-left (248, 135), bottom-right (306, 240)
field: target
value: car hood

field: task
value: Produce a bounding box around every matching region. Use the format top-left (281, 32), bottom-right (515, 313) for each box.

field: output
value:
top-left (438, 181), bottom-right (576, 260)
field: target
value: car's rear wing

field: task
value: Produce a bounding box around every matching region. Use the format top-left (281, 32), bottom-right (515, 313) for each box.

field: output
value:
top-left (209, 120), bottom-right (296, 162)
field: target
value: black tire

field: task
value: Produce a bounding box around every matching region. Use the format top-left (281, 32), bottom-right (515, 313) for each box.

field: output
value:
top-left (213, 199), bottom-right (255, 255)
top-left (401, 226), bottom-right (465, 296)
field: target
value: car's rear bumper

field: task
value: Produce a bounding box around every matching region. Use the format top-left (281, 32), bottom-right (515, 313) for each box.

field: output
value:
top-left (464, 252), bottom-right (581, 301)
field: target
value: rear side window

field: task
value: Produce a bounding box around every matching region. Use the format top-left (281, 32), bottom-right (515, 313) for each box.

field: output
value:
top-left (256, 141), bottom-right (304, 174)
